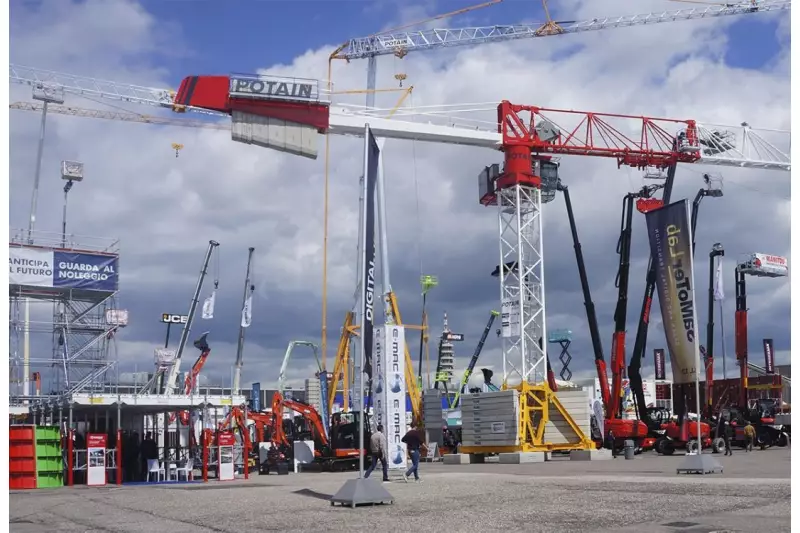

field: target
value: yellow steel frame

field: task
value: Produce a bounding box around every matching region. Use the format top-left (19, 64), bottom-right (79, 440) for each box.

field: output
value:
top-left (325, 297), bottom-right (425, 424)
top-left (460, 382), bottom-right (594, 455)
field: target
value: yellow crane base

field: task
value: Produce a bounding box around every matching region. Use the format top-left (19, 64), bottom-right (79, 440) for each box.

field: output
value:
top-left (460, 382), bottom-right (595, 455)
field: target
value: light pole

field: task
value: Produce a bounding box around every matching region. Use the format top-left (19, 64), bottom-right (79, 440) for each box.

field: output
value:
top-left (60, 161), bottom-right (84, 247)
top-left (27, 85), bottom-right (65, 244)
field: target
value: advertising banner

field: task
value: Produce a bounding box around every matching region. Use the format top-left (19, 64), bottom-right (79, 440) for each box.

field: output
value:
top-left (361, 126), bottom-right (379, 384)
top-left (762, 338), bottom-right (775, 374)
top-left (9, 247), bottom-right (119, 292)
top-left (645, 200), bottom-right (700, 385)
top-left (654, 349), bottom-right (667, 381)
top-left (251, 382), bottom-right (261, 412)
top-left (375, 325), bottom-right (408, 470)
top-left (501, 297), bottom-right (520, 338)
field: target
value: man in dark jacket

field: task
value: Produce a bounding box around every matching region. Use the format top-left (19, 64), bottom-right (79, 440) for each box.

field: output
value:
top-left (401, 425), bottom-right (425, 483)
top-left (364, 424), bottom-right (389, 482)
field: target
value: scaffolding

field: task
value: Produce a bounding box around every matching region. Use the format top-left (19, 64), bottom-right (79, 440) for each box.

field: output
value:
top-left (9, 228), bottom-right (123, 412)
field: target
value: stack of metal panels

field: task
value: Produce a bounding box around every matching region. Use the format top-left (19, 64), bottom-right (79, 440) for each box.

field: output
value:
top-left (461, 390), bottom-right (520, 448)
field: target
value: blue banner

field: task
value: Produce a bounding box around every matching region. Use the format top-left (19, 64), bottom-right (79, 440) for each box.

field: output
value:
top-left (53, 251), bottom-right (119, 291)
top-left (251, 382), bottom-right (261, 412)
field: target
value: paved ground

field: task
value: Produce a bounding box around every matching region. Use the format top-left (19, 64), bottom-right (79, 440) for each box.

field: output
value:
top-left (10, 447), bottom-right (790, 533)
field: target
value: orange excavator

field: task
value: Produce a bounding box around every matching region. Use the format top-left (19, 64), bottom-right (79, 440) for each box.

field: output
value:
top-left (275, 394), bottom-right (370, 467)
top-left (170, 332), bottom-right (212, 426)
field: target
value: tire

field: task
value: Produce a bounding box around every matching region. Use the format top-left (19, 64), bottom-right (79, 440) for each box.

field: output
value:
top-left (661, 440), bottom-right (676, 456)
top-left (776, 432), bottom-right (789, 447)
top-left (654, 437), bottom-right (667, 455)
top-left (712, 437), bottom-right (725, 454)
top-left (686, 440), bottom-right (699, 454)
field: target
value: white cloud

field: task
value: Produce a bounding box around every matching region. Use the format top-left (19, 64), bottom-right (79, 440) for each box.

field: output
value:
top-left (9, 0), bottom-right (790, 395)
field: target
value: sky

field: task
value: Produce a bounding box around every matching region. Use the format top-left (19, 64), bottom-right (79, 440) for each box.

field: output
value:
top-left (8, 0), bottom-right (792, 395)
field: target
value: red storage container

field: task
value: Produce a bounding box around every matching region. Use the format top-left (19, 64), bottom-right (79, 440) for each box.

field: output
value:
top-left (9, 426), bottom-right (35, 442)
top-left (9, 443), bottom-right (35, 459)
top-left (9, 458), bottom-right (36, 474)
top-left (9, 473), bottom-right (36, 490)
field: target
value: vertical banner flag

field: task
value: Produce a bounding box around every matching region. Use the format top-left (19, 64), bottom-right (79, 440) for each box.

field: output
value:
top-left (713, 257), bottom-right (725, 301)
top-left (645, 200), bottom-right (700, 385)
top-left (654, 349), bottom-right (666, 380)
top-left (762, 338), bottom-right (775, 374)
top-left (376, 324), bottom-right (408, 470)
top-left (361, 125), bottom-right (379, 383)
top-left (202, 289), bottom-right (216, 319)
top-left (241, 286), bottom-right (254, 328)
top-left (251, 382), bottom-right (261, 412)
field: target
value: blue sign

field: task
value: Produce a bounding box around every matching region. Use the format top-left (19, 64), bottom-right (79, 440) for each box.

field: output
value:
top-left (53, 251), bottom-right (119, 292)
top-left (251, 382), bottom-right (261, 412)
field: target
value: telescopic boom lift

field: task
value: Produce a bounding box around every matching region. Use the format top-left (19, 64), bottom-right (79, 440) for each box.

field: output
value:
top-left (608, 184), bottom-right (663, 420)
top-left (451, 310), bottom-right (499, 409)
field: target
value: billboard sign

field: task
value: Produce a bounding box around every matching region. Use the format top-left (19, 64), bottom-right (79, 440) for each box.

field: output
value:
top-left (375, 324), bottom-right (408, 470)
top-left (654, 348), bottom-right (666, 380)
top-left (645, 200), bottom-right (700, 385)
top-left (501, 297), bottom-right (520, 338)
top-left (161, 314), bottom-right (189, 324)
top-left (762, 338), bottom-right (775, 374)
top-left (9, 247), bottom-right (119, 292)
top-left (443, 332), bottom-right (464, 342)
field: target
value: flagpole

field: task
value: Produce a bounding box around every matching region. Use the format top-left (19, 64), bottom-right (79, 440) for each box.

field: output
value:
top-left (719, 300), bottom-right (727, 380)
top-left (234, 247), bottom-right (256, 396)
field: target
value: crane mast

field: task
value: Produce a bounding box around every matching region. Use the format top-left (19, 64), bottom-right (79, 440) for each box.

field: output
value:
top-left (164, 240), bottom-right (219, 395)
top-left (233, 247), bottom-right (255, 395)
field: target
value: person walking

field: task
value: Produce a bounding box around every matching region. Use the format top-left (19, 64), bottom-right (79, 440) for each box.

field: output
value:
top-left (364, 424), bottom-right (389, 482)
top-left (722, 417), bottom-right (733, 456)
top-left (743, 421), bottom-right (756, 452)
top-left (401, 425), bottom-right (425, 483)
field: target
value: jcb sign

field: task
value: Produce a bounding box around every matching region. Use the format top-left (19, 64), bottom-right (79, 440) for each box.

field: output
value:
top-left (161, 314), bottom-right (189, 324)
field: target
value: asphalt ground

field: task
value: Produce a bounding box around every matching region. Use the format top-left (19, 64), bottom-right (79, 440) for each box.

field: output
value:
top-left (10, 447), bottom-right (791, 533)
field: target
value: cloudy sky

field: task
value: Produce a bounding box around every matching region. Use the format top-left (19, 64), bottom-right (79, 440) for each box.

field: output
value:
top-left (8, 0), bottom-right (791, 395)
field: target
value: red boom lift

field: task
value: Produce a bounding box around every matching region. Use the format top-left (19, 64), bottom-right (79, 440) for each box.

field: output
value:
top-left (555, 172), bottom-right (648, 450)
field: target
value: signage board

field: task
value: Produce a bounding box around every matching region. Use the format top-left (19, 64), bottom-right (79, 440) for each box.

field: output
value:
top-left (251, 382), bottom-right (261, 412)
top-left (229, 73), bottom-right (321, 103)
top-left (9, 247), bottom-right (119, 292)
top-left (501, 297), bottom-right (520, 338)
top-left (443, 332), bottom-right (464, 342)
top-left (105, 309), bottom-right (129, 326)
top-left (161, 313), bottom-right (189, 324)
top-left (217, 431), bottom-right (236, 481)
top-left (86, 433), bottom-right (107, 486)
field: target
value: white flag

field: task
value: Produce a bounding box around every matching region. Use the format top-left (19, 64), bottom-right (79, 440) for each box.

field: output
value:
top-left (713, 259), bottom-right (725, 301)
top-left (241, 289), bottom-right (253, 328)
top-left (201, 290), bottom-right (216, 319)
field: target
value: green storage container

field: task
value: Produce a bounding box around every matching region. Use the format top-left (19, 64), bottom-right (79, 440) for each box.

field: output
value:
top-left (36, 472), bottom-right (63, 489)
top-left (35, 427), bottom-right (60, 442)
top-left (36, 441), bottom-right (61, 458)
top-left (36, 457), bottom-right (62, 473)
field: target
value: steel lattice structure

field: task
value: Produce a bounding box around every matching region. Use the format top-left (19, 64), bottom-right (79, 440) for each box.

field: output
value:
top-left (497, 185), bottom-right (547, 385)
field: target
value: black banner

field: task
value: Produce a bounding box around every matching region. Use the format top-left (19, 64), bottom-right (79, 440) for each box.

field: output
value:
top-left (654, 348), bottom-right (666, 381)
top-left (645, 199), bottom-right (699, 385)
top-left (361, 126), bottom-right (379, 381)
top-left (763, 338), bottom-right (775, 374)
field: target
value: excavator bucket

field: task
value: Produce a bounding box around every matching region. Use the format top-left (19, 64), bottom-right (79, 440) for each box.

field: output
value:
top-left (193, 332), bottom-right (210, 352)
